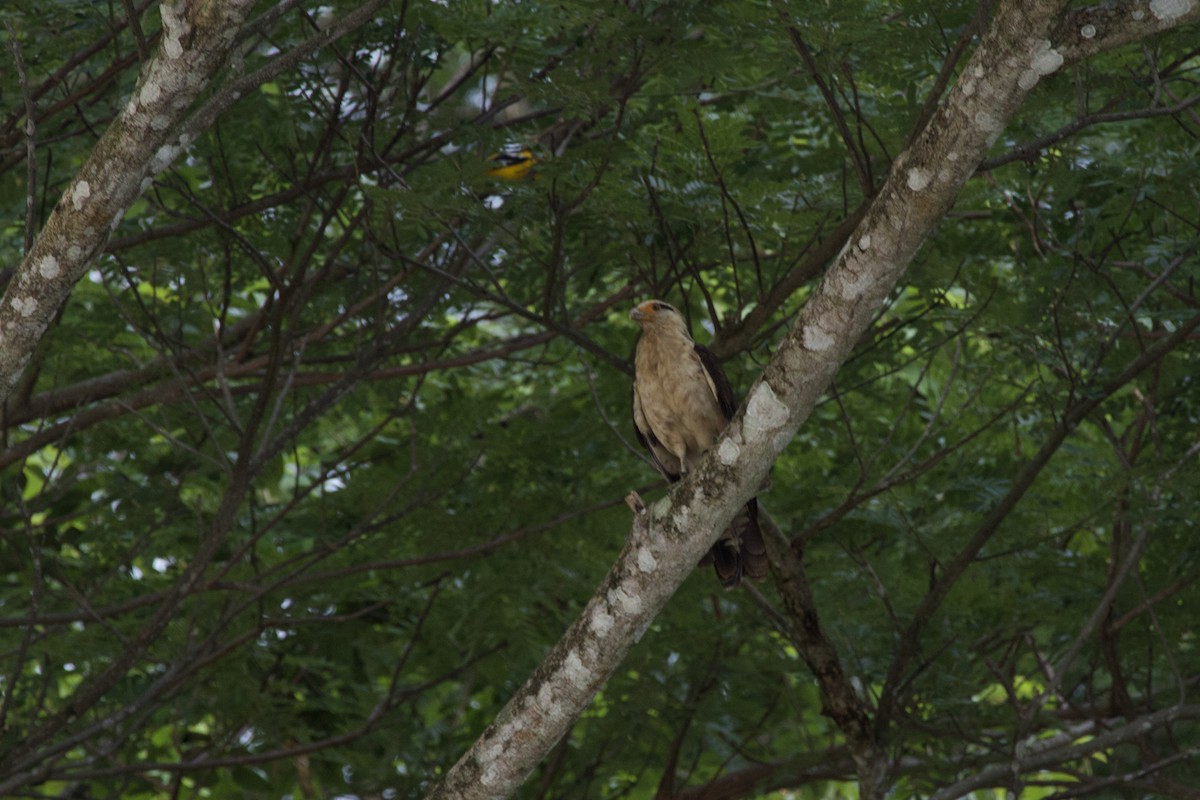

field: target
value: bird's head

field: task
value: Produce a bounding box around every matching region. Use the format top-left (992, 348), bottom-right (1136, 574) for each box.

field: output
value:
top-left (629, 300), bottom-right (683, 331)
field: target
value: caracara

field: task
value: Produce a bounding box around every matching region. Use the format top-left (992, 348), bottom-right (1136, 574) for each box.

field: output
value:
top-left (630, 299), bottom-right (768, 588)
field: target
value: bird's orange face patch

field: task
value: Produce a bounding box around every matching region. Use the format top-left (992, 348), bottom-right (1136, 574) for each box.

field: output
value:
top-left (629, 301), bottom-right (656, 322)
top-left (630, 300), bottom-right (672, 323)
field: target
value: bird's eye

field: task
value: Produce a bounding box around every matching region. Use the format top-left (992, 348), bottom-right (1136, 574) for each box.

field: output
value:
top-left (653, 302), bottom-right (670, 312)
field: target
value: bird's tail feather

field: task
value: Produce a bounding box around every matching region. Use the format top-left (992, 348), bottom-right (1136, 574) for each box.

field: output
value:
top-left (708, 498), bottom-right (768, 589)
top-left (739, 498), bottom-right (769, 582)
top-left (710, 539), bottom-right (741, 588)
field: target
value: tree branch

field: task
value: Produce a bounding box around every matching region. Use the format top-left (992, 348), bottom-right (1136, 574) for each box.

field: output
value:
top-left (927, 705), bottom-right (1200, 800)
top-left (0, 0), bottom-right (261, 403)
top-left (423, 2), bottom-right (1143, 798)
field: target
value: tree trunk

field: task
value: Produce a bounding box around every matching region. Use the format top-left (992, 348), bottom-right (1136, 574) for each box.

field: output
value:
top-left (0, 0), bottom-right (257, 404)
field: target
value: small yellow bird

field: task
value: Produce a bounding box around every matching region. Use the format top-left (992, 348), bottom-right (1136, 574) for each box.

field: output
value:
top-left (486, 146), bottom-right (538, 181)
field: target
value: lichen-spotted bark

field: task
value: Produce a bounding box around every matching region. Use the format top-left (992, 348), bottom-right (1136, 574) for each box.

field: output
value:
top-left (0, 0), bottom-right (257, 404)
top-left (424, 493), bottom-right (730, 800)
top-left (1053, 0), bottom-right (1199, 63)
top-left (420, 2), bottom-right (1200, 799)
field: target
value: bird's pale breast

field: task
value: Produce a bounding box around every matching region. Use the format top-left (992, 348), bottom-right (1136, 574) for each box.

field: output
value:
top-left (634, 331), bottom-right (725, 470)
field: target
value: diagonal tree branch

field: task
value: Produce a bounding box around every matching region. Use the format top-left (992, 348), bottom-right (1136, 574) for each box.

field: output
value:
top-left (422, 2), bottom-right (1200, 798)
top-left (1051, 0), bottom-right (1200, 65)
top-left (927, 704), bottom-right (1200, 800)
top-left (0, 0), bottom-right (260, 403)
top-left (0, 0), bottom-right (393, 405)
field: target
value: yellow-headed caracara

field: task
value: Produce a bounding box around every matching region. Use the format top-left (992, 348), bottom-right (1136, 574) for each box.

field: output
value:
top-left (630, 299), bottom-right (768, 588)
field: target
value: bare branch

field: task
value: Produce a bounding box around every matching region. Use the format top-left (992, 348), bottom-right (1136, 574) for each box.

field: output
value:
top-left (928, 705), bottom-right (1200, 800)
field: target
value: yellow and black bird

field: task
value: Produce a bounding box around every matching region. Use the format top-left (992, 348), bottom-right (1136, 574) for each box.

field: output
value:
top-left (486, 145), bottom-right (538, 181)
top-left (629, 299), bottom-right (768, 588)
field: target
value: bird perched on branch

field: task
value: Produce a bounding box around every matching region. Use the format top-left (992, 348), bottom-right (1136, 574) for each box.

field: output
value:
top-left (629, 299), bottom-right (768, 588)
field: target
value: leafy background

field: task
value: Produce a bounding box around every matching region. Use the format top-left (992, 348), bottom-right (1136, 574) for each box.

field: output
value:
top-left (1, 1), bottom-right (1198, 798)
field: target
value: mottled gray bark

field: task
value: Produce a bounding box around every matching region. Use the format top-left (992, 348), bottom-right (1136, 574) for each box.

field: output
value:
top-left (0, 0), bottom-right (257, 404)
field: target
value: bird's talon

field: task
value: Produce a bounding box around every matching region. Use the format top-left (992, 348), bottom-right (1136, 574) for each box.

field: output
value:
top-left (625, 491), bottom-right (647, 515)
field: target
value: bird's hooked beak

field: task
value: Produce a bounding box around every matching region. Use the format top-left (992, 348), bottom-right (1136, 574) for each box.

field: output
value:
top-left (629, 302), bottom-right (653, 322)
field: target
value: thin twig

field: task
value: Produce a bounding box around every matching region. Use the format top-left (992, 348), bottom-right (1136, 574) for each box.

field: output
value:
top-left (5, 23), bottom-right (37, 254)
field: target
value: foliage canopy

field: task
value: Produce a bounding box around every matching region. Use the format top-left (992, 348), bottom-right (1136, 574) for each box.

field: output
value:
top-left (1, 1), bottom-right (1198, 798)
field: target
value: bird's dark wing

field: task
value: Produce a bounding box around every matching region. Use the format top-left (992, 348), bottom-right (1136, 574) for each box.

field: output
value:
top-left (631, 384), bottom-right (682, 482)
top-left (694, 343), bottom-right (737, 420)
